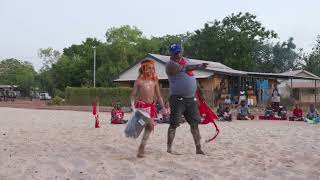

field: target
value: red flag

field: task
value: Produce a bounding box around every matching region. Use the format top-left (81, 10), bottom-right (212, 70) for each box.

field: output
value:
top-left (92, 99), bottom-right (100, 128)
top-left (196, 91), bottom-right (220, 142)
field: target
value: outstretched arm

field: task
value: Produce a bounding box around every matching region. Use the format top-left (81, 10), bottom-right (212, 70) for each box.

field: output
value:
top-left (166, 62), bottom-right (208, 76)
top-left (185, 63), bottom-right (208, 71)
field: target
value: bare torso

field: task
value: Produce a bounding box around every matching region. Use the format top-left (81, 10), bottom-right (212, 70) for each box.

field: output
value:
top-left (136, 79), bottom-right (156, 103)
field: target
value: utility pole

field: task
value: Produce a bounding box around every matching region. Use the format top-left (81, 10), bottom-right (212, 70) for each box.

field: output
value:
top-left (92, 46), bottom-right (96, 88)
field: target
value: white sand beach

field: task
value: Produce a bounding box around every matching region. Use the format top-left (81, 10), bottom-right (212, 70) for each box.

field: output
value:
top-left (0, 107), bottom-right (319, 180)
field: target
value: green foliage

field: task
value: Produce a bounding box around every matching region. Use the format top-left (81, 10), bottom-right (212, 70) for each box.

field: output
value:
top-left (36, 69), bottom-right (55, 96)
top-left (152, 33), bottom-right (192, 55)
top-left (0, 58), bottom-right (37, 96)
top-left (65, 87), bottom-right (132, 106)
top-left (38, 47), bottom-right (61, 70)
top-left (54, 89), bottom-right (65, 99)
top-left (303, 35), bottom-right (320, 76)
top-left (271, 37), bottom-right (300, 73)
top-left (51, 96), bottom-right (64, 105)
top-left (253, 37), bottom-right (300, 73)
top-left (185, 12), bottom-right (277, 71)
top-left (4, 12), bottom-right (318, 96)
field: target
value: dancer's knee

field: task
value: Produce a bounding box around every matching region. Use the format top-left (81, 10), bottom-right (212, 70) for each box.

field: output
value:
top-left (146, 121), bottom-right (154, 131)
top-left (169, 124), bottom-right (178, 130)
top-left (190, 124), bottom-right (198, 130)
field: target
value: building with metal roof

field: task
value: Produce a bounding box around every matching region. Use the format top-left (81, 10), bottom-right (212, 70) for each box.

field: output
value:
top-left (278, 70), bottom-right (320, 104)
top-left (113, 54), bottom-right (320, 106)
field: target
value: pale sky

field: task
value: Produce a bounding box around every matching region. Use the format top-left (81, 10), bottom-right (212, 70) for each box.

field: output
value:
top-left (1, 0), bottom-right (320, 70)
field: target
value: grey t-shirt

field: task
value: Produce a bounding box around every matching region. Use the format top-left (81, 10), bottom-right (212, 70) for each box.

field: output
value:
top-left (166, 59), bottom-right (197, 98)
top-left (238, 106), bottom-right (249, 116)
top-left (307, 109), bottom-right (319, 118)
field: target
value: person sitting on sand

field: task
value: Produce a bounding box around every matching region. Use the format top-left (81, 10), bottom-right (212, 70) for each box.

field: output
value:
top-left (277, 105), bottom-right (287, 118)
top-left (289, 104), bottom-right (304, 121)
top-left (111, 102), bottom-right (126, 124)
top-left (237, 100), bottom-right (251, 120)
top-left (224, 95), bottom-right (232, 106)
top-left (223, 106), bottom-right (232, 121)
top-left (306, 104), bottom-right (320, 121)
top-left (264, 104), bottom-right (274, 119)
top-left (217, 103), bottom-right (224, 120)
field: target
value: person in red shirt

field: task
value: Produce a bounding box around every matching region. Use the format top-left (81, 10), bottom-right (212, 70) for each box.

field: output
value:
top-left (111, 102), bottom-right (126, 124)
top-left (289, 104), bottom-right (304, 121)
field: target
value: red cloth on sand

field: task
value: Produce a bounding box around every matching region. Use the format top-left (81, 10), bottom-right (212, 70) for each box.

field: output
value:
top-left (196, 91), bottom-right (219, 142)
top-left (135, 100), bottom-right (156, 118)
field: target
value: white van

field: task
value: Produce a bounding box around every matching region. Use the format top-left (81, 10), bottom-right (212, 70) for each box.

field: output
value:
top-left (39, 91), bottom-right (51, 100)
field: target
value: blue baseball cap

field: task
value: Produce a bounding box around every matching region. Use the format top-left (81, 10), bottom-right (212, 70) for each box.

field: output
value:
top-left (169, 43), bottom-right (182, 54)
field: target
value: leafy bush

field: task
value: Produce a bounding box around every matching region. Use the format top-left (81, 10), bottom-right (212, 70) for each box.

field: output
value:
top-left (54, 89), bottom-right (65, 98)
top-left (51, 96), bottom-right (64, 105)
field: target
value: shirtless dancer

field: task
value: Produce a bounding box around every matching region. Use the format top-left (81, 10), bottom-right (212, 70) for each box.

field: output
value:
top-left (131, 59), bottom-right (165, 158)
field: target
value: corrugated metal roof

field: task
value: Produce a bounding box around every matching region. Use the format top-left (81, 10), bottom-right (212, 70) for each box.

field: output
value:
top-left (247, 72), bottom-right (320, 80)
top-left (149, 54), bottom-right (247, 76)
top-left (113, 54), bottom-right (320, 82)
top-left (280, 70), bottom-right (319, 78)
top-left (149, 54), bottom-right (232, 69)
top-left (113, 55), bottom-right (213, 82)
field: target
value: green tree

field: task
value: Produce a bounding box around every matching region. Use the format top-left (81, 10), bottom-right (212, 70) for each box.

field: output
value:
top-left (272, 37), bottom-right (300, 73)
top-left (303, 35), bottom-right (320, 76)
top-left (0, 58), bottom-right (37, 96)
top-left (253, 38), bottom-right (300, 73)
top-left (153, 33), bottom-right (192, 55)
top-left (185, 12), bottom-right (277, 71)
top-left (38, 47), bottom-right (61, 69)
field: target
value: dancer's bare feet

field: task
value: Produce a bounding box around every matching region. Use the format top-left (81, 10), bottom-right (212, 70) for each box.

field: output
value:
top-left (196, 149), bottom-right (205, 155)
top-left (167, 149), bottom-right (182, 155)
top-left (137, 146), bottom-right (144, 158)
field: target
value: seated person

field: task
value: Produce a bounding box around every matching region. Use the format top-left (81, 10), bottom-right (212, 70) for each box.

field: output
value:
top-left (223, 106), bottom-right (232, 121)
top-left (264, 104), bottom-right (275, 119)
top-left (306, 104), bottom-right (320, 122)
top-left (224, 96), bottom-right (232, 106)
top-left (277, 106), bottom-right (287, 118)
top-left (237, 100), bottom-right (252, 120)
top-left (111, 102), bottom-right (126, 124)
top-left (217, 103), bottom-right (224, 120)
top-left (271, 102), bottom-right (280, 113)
top-left (289, 104), bottom-right (304, 121)
top-left (157, 101), bottom-right (170, 123)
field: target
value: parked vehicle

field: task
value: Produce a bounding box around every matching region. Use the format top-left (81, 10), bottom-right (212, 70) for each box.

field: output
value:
top-left (39, 91), bottom-right (52, 100)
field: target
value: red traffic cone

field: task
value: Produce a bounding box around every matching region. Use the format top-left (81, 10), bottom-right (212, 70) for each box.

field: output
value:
top-left (95, 114), bottom-right (100, 128)
top-left (93, 99), bottom-right (100, 128)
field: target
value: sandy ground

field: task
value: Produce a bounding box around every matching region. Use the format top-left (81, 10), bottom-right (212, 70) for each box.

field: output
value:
top-left (0, 107), bottom-right (319, 180)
